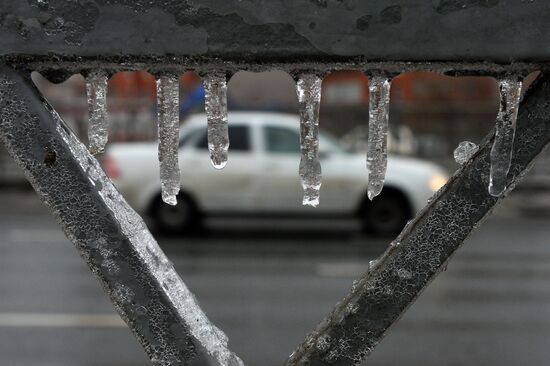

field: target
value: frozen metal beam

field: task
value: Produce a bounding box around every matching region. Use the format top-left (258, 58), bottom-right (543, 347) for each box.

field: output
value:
top-left (285, 73), bottom-right (550, 365)
top-left (1, 1), bottom-right (550, 64)
top-left (0, 66), bottom-right (242, 366)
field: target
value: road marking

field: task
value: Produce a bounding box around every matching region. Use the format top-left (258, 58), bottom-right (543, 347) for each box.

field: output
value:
top-left (316, 262), bottom-right (367, 278)
top-left (0, 313), bottom-right (125, 328)
top-left (9, 229), bottom-right (67, 243)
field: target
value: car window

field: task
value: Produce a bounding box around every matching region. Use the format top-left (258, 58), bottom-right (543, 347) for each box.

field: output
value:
top-left (264, 126), bottom-right (347, 154)
top-left (264, 126), bottom-right (300, 153)
top-left (319, 132), bottom-right (347, 154)
top-left (178, 128), bottom-right (203, 148)
top-left (196, 125), bottom-right (251, 151)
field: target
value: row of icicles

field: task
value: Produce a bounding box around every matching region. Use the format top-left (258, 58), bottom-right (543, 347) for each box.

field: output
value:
top-left (84, 71), bottom-right (523, 207)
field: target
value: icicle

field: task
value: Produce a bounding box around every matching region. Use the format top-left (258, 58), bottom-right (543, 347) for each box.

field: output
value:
top-left (156, 74), bottom-right (181, 206)
top-left (86, 70), bottom-right (109, 155)
top-left (367, 75), bottom-right (391, 200)
top-left (454, 141), bottom-right (478, 165)
top-left (203, 73), bottom-right (229, 169)
top-left (296, 74), bottom-right (323, 207)
top-left (488, 77), bottom-right (522, 197)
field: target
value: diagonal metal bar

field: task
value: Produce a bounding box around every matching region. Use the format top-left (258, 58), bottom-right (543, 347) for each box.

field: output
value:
top-left (0, 66), bottom-right (243, 366)
top-left (285, 73), bottom-right (550, 366)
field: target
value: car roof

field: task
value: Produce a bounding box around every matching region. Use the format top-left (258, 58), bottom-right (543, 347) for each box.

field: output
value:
top-left (184, 112), bottom-right (299, 128)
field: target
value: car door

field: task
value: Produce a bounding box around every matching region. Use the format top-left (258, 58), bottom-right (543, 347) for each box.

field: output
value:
top-left (180, 123), bottom-right (262, 212)
top-left (258, 124), bottom-right (364, 213)
top-left (318, 134), bottom-right (366, 212)
top-left (257, 124), bottom-right (303, 212)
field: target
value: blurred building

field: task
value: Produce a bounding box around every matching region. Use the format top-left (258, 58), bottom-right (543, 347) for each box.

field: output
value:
top-left (0, 69), bottom-right (506, 184)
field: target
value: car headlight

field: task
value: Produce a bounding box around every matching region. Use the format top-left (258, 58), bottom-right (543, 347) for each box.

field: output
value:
top-left (428, 174), bottom-right (448, 192)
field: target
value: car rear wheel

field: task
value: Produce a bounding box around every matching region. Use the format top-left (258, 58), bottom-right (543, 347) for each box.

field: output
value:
top-left (361, 190), bottom-right (411, 236)
top-left (151, 193), bottom-right (202, 235)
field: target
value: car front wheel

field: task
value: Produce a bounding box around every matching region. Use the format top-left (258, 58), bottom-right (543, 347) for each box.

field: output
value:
top-left (151, 193), bottom-right (202, 235)
top-left (360, 190), bottom-right (411, 236)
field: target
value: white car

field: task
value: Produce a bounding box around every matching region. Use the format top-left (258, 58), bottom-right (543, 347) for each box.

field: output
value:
top-left (103, 112), bottom-right (448, 235)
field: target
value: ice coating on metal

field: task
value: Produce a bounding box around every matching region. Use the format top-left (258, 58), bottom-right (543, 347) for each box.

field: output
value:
top-left (203, 73), bottom-right (229, 170)
top-left (86, 70), bottom-right (108, 155)
top-left (454, 141), bottom-right (479, 165)
top-left (296, 74), bottom-right (322, 207)
top-left (367, 76), bottom-right (391, 200)
top-left (156, 75), bottom-right (181, 206)
top-left (489, 78), bottom-right (522, 197)
top-left (57, 112), bottom-right (242, 366)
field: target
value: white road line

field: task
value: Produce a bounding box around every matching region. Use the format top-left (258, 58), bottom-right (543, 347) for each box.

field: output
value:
top-left (0, 313), bottom-right (125, 328)
top-left (9, 229), bottom-right (67, 243)
top-left (316, 262), bottom-right (367, 278)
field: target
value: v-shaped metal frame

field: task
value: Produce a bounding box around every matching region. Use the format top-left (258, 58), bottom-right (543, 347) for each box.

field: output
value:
top-left (2, 1), bottom-right (550, 364)
top-left (1, 64), bottom-right (549, 365)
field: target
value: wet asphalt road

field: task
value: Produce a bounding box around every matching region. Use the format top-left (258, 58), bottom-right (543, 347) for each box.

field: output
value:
top-left (1, 190), bottom-right (550, 366)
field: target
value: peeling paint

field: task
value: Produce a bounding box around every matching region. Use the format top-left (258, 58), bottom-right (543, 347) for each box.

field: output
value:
top-left (380, 5), bottom-right (402, 24)
top-left (356, 14), bottom-right (371, 31)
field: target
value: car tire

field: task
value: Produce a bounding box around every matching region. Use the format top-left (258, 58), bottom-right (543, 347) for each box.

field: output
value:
top-left (360, 190), bottom-right (411, 236)
top-left (151, 193), bottom-right (202, 235)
